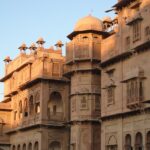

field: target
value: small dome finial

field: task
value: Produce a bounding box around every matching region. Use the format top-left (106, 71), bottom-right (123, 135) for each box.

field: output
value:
top-left (29, 43), bottom-right (37, 51)
top-left (3, 56), bottom-right (12, 64)
top-left (36, 37), bottom-right (45, 47)
top-left (55, 40), bottom-right (64, 48)
top-left (18, 43), bottom-right (28, 53)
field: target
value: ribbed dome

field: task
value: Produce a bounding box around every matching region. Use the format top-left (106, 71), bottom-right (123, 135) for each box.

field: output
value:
top-left (74, 15), bottom-right (103, 32)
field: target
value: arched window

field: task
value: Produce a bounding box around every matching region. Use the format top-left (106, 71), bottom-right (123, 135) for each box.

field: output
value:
top-left (48, 92), bottom-right (63, 120)
top-left (125, 134), bottom-right (132, 150)
top-left (17, 145), bottom-right (20, 150)
top-left (12, 145), bottom-right (16, 150)
top-left (24, 98), bottom-right (28, 117)
top-left (82, 36), bottom-right (88, 40)
top-left (23, 144), bottom-right (26, 150)
top-left (135, 132), bottom-right (143, 150)
top-left (146, 131), bottom-right (150, 150)
top-left (35, 92), bottom-right (40, 114)
top-left (106, 135), bottom-right (117, 150)
top-left (29, 96), bottom-right (34, 115)
top-left (19, 101), bottom-right (23, 119)
top-left (28, 143), bottom-right (32, 150)
top-left (34, 142), bottom-right (39, 150)
top-left (49, 141), bottom-right (61, 150)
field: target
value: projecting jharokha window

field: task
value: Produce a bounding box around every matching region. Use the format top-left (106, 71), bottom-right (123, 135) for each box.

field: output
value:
top-left (126, 78), bottom-right (144, 107)
top-left (133, 21), bottom-right (141, 42)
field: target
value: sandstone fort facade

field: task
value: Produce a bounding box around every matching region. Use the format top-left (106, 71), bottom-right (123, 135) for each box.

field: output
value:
top-left (0, 0), bottom-right (150, 150)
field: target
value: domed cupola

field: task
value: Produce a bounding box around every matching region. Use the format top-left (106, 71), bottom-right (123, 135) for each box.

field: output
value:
top-left (67, 15), bottom-right (107, 40)
top-left (74, 15), bottom-right (103, 32)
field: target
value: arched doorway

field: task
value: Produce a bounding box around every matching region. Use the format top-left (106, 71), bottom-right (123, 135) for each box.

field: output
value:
top-left (135, 132), bottom-right (143, 150)
top-left (146, 131), bottom-right (150, 150)
top-left (125, 134), bottom-right (132, 150)
top-left (12, 145), bottom-right (16, 150)
top-left (48, 92), bottom-right (63, 120)
top-left (28, 143), bottom-right (32, 150)
top-left (34, 142), bottom-right (39, 150)
top-left (49, 141), bottom-right (61, 150)
top-left (107, 135), bottom-right (117, 150)
top-left (17, 145), bottom-right (20, 150)
top-left (23, 144), bottom-right (26, 150)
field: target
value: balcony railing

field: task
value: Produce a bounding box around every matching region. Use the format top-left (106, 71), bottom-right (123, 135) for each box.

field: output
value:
top-left (10, 114), bottom-right (40, 130)
top-left (48, 112), bottom-right (64, 122)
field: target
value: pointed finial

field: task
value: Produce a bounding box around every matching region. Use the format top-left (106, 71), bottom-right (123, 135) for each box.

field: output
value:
top-left (55, 40), bottom-right (64, 48)
top-left (36, 37), bottom-right (45, 46)
top-left (89, 9), bottom-right (93, 16)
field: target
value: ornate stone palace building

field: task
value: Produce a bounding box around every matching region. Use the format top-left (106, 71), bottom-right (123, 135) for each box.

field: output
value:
top-left (0, 0), bottom-right (150, 150)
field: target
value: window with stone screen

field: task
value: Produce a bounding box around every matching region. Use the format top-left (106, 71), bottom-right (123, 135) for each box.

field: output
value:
top-left (71, 97), bottom-right (76, 112)
top-left (52, 62), bottom-right (60, 76)
top-left (95, 95), bottom-right (100, 111)
top-left (80, 96), bottom-right (88, 110)
top-left (125, 36), bottom-right (130, 50)
top-left (107, 86), bottom-right (115, 105)
top-left (145, 26), bottom-right (150, 35)
top-left (133, 21), bottom-right (141, 42)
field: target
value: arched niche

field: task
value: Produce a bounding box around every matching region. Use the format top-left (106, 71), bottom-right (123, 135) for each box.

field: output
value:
top-left (49, 141), bottom-right (61, 150)
top-left (107, 135), bottom-right (118, 150)
top-left (47, 92), bottom-right (63, 120)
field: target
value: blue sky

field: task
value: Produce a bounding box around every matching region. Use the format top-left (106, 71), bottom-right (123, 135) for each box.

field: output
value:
top-left (0, 0), bottom-right (116, 100)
